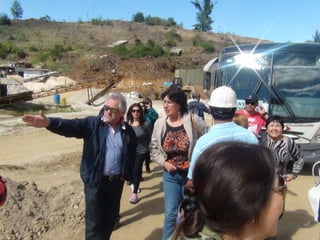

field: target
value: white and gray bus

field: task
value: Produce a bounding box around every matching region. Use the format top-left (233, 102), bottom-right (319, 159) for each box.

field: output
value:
top-left (204, 43), bottom-right (320, 165)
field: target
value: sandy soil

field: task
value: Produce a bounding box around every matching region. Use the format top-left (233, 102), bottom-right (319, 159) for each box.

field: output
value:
top-left (0, 90), bottom-right (319, 239)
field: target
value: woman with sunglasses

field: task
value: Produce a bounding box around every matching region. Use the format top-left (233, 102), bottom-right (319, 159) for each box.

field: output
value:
top-left (172, 141), bottom-right (286, 240)
top-left (150, 86), bottom-right (209, 240)
top-left (264, 115), bottom-right (304, 182)
top-left (126, 103), bottom-right (152, 203)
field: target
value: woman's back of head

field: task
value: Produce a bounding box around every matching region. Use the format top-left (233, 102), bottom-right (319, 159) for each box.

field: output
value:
top-left (232, 113), bottom-right (249, 128)
top-left (175, 141), bottom-right (275, 239)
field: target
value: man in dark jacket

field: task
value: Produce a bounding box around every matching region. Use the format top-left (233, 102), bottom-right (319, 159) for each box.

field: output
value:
top-left (22, 93), bottom-right (137, 240)
top-left (188, 92), bottom-right (210, 120)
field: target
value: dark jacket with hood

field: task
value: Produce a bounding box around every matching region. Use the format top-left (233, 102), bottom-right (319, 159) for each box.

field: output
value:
top-left (46, 113), bottom-right (137, 190)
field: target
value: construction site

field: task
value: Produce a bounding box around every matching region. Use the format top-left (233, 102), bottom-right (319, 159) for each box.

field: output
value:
top-left (0, 54), bottom-right (208, 108)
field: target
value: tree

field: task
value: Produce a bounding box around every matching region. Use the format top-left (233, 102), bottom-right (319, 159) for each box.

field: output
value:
top-left (313, 30), bottom-right (320, 43)
top-left (191, 0), bottom-right (216, 32)
top-left (132, 12), bottom-right (144, 23)
top-left (10, 0), bottom-right (23, 19)
top-left (0, 13), bottom-right (11, 25)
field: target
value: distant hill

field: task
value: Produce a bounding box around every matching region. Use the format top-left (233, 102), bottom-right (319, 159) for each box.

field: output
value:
top-left (0, 19), bottom-right (270, 96)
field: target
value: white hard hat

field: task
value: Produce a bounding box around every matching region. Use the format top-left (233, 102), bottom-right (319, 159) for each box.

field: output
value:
top-left (208, 86), bottom-right (237, 108)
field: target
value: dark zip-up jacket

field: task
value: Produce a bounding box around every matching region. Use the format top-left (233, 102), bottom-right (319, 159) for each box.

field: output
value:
top-left (46, 114), bottom-right (137, 190)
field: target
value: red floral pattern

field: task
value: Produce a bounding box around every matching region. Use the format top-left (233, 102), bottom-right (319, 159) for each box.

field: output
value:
top-left (162, 124), bottom-right (190, 170)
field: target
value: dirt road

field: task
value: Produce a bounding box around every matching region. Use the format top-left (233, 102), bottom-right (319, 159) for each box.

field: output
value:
top-left (0, 93), bottom-right (319, 239)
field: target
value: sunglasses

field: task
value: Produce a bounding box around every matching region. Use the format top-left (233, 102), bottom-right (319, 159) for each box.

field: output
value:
top-left (245, 101), bottom-right (257, 105)
top-left (132, 109), bottom-right (141, 113)
top-left (103, 106), bottom-right (119, 113)
top-left (272, 175), bottom-right (287, 199)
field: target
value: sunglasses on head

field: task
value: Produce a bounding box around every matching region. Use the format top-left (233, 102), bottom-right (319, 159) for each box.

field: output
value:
top-left (272, 175), bottom-right (287, 199)
top-left (103, 106), bottom-right (119, 113)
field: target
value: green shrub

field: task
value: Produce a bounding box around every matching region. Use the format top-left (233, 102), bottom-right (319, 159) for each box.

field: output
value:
top-left (111, 45), bottom-right (129, 56)
top-left (164, 30), bottom-right (182, 42)
top-left (29, 45), bottom-right (38, 52)
top-left (132, 12), bottom-right (144, 23)
top-left (16, 49), bottom-right (27, 58)
top-left (197, 41), bottom-right (213, 53)
top-left (111, 39), bottom-right (165, 58)
top-left (39, 15), bottom-right (51, 22)
top-left (0, 41), bottom-right (25, 59)
top-left (191, 34), bottom-right (215, 53)
top-left (48, 44), bottom-right (72, 61)
top-left (191, 34), bottom-right (204, 46)
top-left (8, 35), bottom-right (16, 40)
top-left (91, 18), bottom-right (113, 26)
top-left (91, 18), bottom-right (102, 26)
top-left (164, 39), bottom-right (177, 48)
top-left (144, 15), bottom-right (176, 27)
top-left (165, 17), bottom-right (176, 27)
top-left (0, 13), bottom-right (11, 25)
top-left (34, 51), bottom-right (50, 63)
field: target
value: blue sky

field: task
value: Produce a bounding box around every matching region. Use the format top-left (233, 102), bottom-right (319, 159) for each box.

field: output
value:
top-left (0, 0), bottom-right (319, 42)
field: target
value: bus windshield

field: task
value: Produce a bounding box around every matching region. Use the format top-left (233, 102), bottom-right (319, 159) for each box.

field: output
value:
top-left (218, 50), bottom-right (320, 122)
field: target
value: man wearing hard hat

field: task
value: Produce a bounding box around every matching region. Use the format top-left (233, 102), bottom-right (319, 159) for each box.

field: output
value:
top-left (187, 86), bottom-right (258, 184)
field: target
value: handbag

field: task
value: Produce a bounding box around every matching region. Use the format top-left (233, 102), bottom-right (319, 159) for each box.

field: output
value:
top-left (308, 161), bottom-right (320, 222)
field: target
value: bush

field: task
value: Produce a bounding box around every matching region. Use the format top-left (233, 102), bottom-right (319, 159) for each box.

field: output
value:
top-left (191, 34), bottom-right (204, 46)
top-left (164, 30), bottom-right (182, 42)
top-left (132, 12), bottom-right (144, 23)
top-left (200, 41), bottom-right (215, 53)
top-left (164, 39), bottom-right (177, 48)
top-left (39, 15), bottom-right (51, 22)
top-left (34, 51), bottom-right (50, 63)
top-left (16, 49), bottom-right (27, 58)
top-left (29, 45), bottom-right (38, 52)
top-left (0, 13), bottom-right (11, 25)
top-left (0, 41), bottom-right (25, 59)
top-left (165, 17), bottom-right (177, 27)
top-left (144, 15), bottom-right (177, 27)
top-left (90, 18), bottom-right (113, 26)
top-left (111, 45), bottom-right (129, 56)
top-left (191, 34), bottom-right (215, 53)
top-left (111, 39), bottom-right (165, 58)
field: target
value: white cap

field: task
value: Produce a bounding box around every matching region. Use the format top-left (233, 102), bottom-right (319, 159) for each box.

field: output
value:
top-left (208, 86), bottom-right (237, 108)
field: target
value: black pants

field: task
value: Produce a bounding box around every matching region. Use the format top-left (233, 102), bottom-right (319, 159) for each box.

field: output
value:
top-left (84, 177), bottom-right (124, 240)
top-left (145, 151), bottom-right (151, 171)
top-left (133, 152), bottom-right (148, 193)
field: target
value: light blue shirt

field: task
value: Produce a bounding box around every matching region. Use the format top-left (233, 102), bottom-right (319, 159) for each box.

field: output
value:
top-left (104, 125), bottom-right (123, 176)
top-left (187, 122), bottom-right (258, 179)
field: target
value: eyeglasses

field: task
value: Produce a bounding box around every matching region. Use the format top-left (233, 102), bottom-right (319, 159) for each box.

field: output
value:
top-left (272, 175), bottom-right (287, 199)
top-left (163, 100), bottom-right (174, 105)
top-left (132, 109), bottom-right (141, 113)
top-left (245, 101), bottom-right (257, 105)
top-left (103, 106), bottom-right (119, 113)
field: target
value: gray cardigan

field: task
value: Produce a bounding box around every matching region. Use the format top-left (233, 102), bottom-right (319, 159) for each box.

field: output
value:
top-left (150, 113), bottom-right (209, 167)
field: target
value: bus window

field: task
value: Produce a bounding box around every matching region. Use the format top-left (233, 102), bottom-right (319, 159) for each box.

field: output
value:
top-left (273, 66), bottom-right (320, 119)
top-left (274, 53), bottom-right (317, 66)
